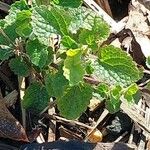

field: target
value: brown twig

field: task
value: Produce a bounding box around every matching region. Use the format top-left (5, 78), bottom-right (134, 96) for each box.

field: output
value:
top-left (120, 100), bottom-right (150, 134)
top-left (18, 77), bottom-right (26, 129)
top-left (43, 113), bottom-right (93, 130)
top-left (83, 76), bottom-right (100, 85)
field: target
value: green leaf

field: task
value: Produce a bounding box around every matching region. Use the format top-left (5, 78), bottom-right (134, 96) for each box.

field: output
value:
top-left (0, 1), bottom-right (30, 44)
top-left (63, 49), bottom-right (85, 86)
top-left (55, 0), bottom-right (83, 8)
top-left (45, 70), bottom-right (69, 98)
top-left (68, 7), bottom-right (107, 34)
top-left (132, 90), bottom-right (141, 104)
top-left (9, 57), bottom-right (30, 77)
top-left (85, 62), bottom-right (94, 75)
top-left (0, 20), bottom-right (5, 27)
top-left (4, 0), bottom-right (29, 26)
top-left (0, 24), bottom-right (18, 45)
top-left (52, 0), bottom-right (59, 4)
top-left (146, 56), bottom-right (150, 69)
top-left (15, 10), bottom-right (32, 37)
top-left (68, 7), bottom-right (94, 33)
top-left (26, 39), bottom-right (50, 68)
top-left (61, 35), bottom-right (78, 49)
top-left (124, 83), bottom-right (139, 103)
top-left (95, 83), bottom-right (109, 98)
top-left (31, 6), bottom-right (71, 45)
top-left (33, 0), bottom-right (51, 6)
top-left (79, 17), bottom-right (110, 51)
top-left (105, 85), bottom-right (122, 114)
top-left (57, 83), bottom-right (92, 119)
top-left (22, 82), bottom-right (49, 113)
top-left (0, 45), bottom-right (13, 61)
top-left (92, 45), bottom-right (142, 87)
top-left (45, 47), bottom-right (54, 66)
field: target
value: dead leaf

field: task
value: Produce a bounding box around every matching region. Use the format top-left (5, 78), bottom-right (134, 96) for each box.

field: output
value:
top-left (0, 99), bottom-right (28, 142)
top-left (125, 3), bottom-right (150, 59)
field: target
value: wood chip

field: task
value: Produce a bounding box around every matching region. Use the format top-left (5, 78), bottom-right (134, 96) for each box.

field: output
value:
top-left (95, 0), bottom-right (113, 17)
top-left (59, 126), bottom-right (83, 140)
top-left (4, 90), bottom-right (18, 107)
top-left (120, 100), bottom-right (150, 134)
top-left (48, 107), bottom-right (56, 142)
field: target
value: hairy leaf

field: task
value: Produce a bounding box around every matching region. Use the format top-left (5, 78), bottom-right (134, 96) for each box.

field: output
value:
top-left (0, 20), bottom-right (5, 27)
top-left (63, 49), bottom-right (85, 86)
top-left (0, 1), bottom-right (29, 46)
top-left (26, 39), bottom-right (50, 68)
top-left (55, 0), bottom-right (83, 8)
top-left (0, 45), bottom-right (13, 61)
top-left (31, 6), bottom-right (71, 45)
top-left (22, 82), bottom-right (49, 113)
top-left (85, 62), bottom-right (94, 75)
top-left (79, 17), bottom-right (110, 51)
top-left (9, 57), bottom-right (30, 77)
top-left (124, 83), bottom-right (139, 103)
top-left (92, 46), bottom-right (142, 87)
top-left (105, 86), bottom-right (122, 114)
top-left (45, 70), bottom-right (69, 98)
top-left (0, 24), bottom-right (18, 45)
top-left (4, 0), bottom-right (29, 27)
top-left (15, 10), bottom-right (32, 37)
top-left (33, 0), bottom-right (51, 6)
top-left (68, 7), bottom-right (104, 34)
top-left (95, 83), bottom-right (109, 98)
top-left (57, 83), bottom-right (92, 119)
top-left (61, 35), bottom-right (78, 49)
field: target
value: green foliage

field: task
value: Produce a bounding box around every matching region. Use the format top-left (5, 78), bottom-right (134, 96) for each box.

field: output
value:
top-left (22, 82), bottom-right (49, 113)
top-left (26, 39), bottom-right (51, 68)
top-left (9, 57), bottom-right (30, 77)
top-left (45, 70), bottom-right (69, 98)
top-left (85, 62), bottom-right (94, 75)
top-left (4, 0), bottom-right (29, 26)
top-left (15, 10), bottom-right (32, 37)
top-left (0, 0), bottom-right (144, 119)
top-left (68, 7), bottom-right (98, 33)
top-left (79, 17), bottom-right (110, 51)
top-left (0, 45), bottom-right (13, 61)
top-left (57, 83), bottom-right (92, 119)
top-left (31, 5), bottom-right (71, 45)
top-left (0, 24), bottom-right (18, 45)
top-left (54, 0), bottom-right (83, 8)
top-left (146, 56), bottom-right (150, 69)
top-left (61, 36), bottom-right (78, 49)
top-left (34, 0), bottom-right (51, 6)
top-left (63, 49), bottom-right (85, 86)
top-left (96, 83), bottom-right (109, 98)
top-left (92, 45), bottom-right (142, 87)
top-left (105, 86), bottom-right (122, 114)
top-left (124, 83), bottom-right (139, 103)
